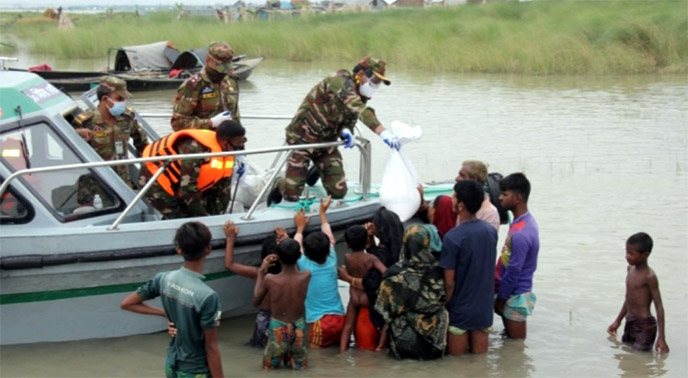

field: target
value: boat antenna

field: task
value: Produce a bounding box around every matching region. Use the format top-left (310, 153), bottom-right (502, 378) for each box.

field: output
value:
top-left (14, 105), bottom-right (31, 170)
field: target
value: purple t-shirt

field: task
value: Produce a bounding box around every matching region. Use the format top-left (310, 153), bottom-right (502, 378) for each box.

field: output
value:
top-left (439, 219), bottom-right (498, 330)
top-left (495, 212), bottom-right (540, 299)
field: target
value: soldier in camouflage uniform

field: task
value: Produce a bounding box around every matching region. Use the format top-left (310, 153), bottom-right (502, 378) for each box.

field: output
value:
top-left (72, 76), bottom-right (148, 204)
top-left (171, 41), bottom-right (241, 131)
top-left (139, 121), bottom-right (246, 219)
top-left (269, 57), bottom-right (400, 204)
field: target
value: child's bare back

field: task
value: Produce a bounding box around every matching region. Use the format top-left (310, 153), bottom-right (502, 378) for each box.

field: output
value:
top-left (344, 252), bottom-right (382, 308)
top-left (265, 263), bottom-right (311, 323)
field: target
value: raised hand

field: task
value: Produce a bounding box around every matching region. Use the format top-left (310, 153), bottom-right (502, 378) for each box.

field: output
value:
top-left (320, 195), bottom-right (332, 214)
top-left (275, 227), bottom-right (288, 244)
top-left (294, 209), bottom-right (310, 233)
top-left (222, 220), bottom-right (238, 239)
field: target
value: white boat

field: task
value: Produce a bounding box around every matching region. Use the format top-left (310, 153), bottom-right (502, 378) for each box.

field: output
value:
top-left (0, 71), bottom-right (453, 345)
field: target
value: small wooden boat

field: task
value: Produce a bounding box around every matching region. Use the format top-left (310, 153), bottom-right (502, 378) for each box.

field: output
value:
top-left (7, 41), bottom-right (263, 92)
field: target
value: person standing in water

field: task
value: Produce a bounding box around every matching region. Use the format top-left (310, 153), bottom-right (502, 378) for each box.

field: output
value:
top-left (607, 232), bottom-right (669, 353)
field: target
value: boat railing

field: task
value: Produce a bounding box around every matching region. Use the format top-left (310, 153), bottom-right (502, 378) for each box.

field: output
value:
top-left (0, 137), bottom-right (373, 230)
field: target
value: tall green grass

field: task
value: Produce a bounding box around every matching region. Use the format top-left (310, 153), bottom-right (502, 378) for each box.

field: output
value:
top-left (2, 0), bottom-right (687, 74)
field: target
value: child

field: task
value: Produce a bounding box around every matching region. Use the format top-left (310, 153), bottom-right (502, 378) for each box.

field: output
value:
top-left (607, 232), bottom-right (669, 353)
top-left (253, 239), bottom-right (311, 370)
top-left (440, 180), bottom-right (498, 355)
top-left (339, 225), bottom-right (387, 352)
top-left (121, 221), bottom-right (223, 378)
top-left (223, 220), bottom-right (281, 348)
top-left (293, 196), bottom-right (346, 348)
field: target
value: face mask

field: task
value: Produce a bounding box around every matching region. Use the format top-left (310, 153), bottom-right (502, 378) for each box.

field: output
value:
top-left (106, 97), bottom-right (126, 116)
top-left (205, 65), bottom-right (226, 83)
top-left (358, 80), bottom-right (380, 99)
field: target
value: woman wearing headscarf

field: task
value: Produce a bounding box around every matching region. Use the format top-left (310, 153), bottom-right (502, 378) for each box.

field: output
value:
top-left (428, 195), bottom-right (458, 238)
top-left (374, 224), bottom-right (449, 360)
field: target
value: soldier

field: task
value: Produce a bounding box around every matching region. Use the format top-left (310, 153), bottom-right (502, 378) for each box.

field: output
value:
top-left (139, 120), bottom-right (246, 219)
top-left (268, 57), bottom-right (400, 205)
top-left (72, 76), bottom-right (148, 189)
top-left (171, 41), bottom-right (241, 131)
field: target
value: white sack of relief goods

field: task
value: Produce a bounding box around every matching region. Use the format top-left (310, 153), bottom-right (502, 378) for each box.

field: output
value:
top-left (379, 121), bottom-right (422, 222)
top-left (231, 157), bottom-right (269, 210)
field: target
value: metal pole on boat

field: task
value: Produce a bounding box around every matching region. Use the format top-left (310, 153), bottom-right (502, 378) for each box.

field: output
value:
top-left (107, 161), bottom-right (171, 230)
top-left (356, 138), bottom-right (372, 200)
top-left (137, 113), bottom-right (293, 120)
top-left (242, 150), bottom-right (291, 221)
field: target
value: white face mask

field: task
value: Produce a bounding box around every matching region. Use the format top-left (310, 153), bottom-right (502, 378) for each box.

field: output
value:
top-left (358, 79), bottom-right (380, 99)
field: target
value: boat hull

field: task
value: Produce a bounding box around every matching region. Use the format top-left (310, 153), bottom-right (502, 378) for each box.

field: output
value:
top-left (10, 57), bottom-right (264, 92)
top-left (0, 189), bottom-right (390, 345)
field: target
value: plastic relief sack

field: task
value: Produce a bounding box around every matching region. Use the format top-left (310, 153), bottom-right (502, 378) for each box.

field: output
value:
top-left (379, 121), bottom-right (422, 222)
top-left (230, 157), bottom-right (269, 211)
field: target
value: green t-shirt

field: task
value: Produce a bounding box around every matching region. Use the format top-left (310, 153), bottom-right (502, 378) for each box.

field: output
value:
top-left (137, 267), bottom-right (221, 374)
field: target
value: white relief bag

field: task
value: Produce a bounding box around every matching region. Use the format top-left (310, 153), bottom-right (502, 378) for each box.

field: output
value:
top-left (379, 121), bottom-right (422, 222)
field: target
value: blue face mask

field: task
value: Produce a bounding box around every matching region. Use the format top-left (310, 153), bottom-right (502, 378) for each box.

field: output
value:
top-left (106, 97), bottom-right (126, 116)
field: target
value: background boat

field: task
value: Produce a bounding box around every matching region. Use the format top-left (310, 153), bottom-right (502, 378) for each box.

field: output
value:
top-left (7, 40), bottom-right (263, 92)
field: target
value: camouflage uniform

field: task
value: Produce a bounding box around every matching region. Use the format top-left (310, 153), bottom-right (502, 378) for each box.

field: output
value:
top-left (72, 107), bottom-right (148, 187)
top-left (72, 76), bottom-right (148, 192)
top-left (171, 42), bottom-right (240, 131)
top-left (283, 58), bottom-right (389, 200)
top-left (138, 138), bottom-right (232, 219)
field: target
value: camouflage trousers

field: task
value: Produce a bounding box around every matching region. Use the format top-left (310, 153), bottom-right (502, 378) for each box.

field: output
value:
top-left (283, 145), bottom-right (346, 201)
top-left (141, 179), bottom-right (232, 219)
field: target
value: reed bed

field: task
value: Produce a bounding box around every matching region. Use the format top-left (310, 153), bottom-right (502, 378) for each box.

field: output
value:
top-left (2, 0), bottom-right (686, 74)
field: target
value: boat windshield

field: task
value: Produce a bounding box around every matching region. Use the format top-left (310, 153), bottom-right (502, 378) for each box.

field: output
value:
top-left (0, 122), bottom-right (121, 221)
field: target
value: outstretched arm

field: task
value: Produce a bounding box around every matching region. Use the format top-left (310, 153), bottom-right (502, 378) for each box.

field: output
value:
top-left (319, 196), bottom-right (335, 246)
top-left (223, 221), bottom-right (258, 279)
top-left (649, 273), bottom-right (669, 353)
top-left (294, 210), bottom-right (310, 253)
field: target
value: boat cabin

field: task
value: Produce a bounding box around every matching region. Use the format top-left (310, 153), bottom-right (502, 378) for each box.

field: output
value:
top-left (0, 72), bottom-right (160, 226)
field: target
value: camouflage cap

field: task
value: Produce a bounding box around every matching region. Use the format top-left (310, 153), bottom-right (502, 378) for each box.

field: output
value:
top-left (207, 41), bottom-right (234, 74)
top-left (358, 57), bottom-right (390, 86)
top-left (99, 76), bottom-right (132, 99)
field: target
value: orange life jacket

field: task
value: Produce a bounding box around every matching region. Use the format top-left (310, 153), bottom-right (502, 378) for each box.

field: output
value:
top-left (143, 130), bottom-right (234, 197)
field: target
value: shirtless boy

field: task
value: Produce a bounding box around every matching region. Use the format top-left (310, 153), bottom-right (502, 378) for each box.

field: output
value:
top-left (339, 225), bottom-right (387, 352)
top-left (253, 239), bottom-right (312, 369)
top-left (223, 221), bottom-right (280, 348)
top-left (607, 232), bottom-right (669, 353)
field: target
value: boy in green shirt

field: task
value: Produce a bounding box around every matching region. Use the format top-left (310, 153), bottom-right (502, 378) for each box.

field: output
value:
top-left (121, 222), bottom-right (224, 378)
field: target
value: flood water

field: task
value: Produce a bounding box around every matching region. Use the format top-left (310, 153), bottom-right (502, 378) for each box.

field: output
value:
top-left (2, 58), bottom-right (687, 377)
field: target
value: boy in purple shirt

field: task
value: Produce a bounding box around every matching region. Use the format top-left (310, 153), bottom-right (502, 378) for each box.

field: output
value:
top-left (494, 173), bottom-right (539, 339)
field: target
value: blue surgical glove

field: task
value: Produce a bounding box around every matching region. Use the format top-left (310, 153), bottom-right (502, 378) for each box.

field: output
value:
top-left (210, 111), bottom-right (232, 128)
top-left (379, 129), bottom-right (400, 150)
top-left (236, 161), bottom-right (246, 177)
top-left (340, 128), bottom-right (355, 149)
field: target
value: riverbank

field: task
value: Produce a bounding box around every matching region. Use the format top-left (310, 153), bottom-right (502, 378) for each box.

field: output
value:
top-left (1, 0), bottom-right (687, 74)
